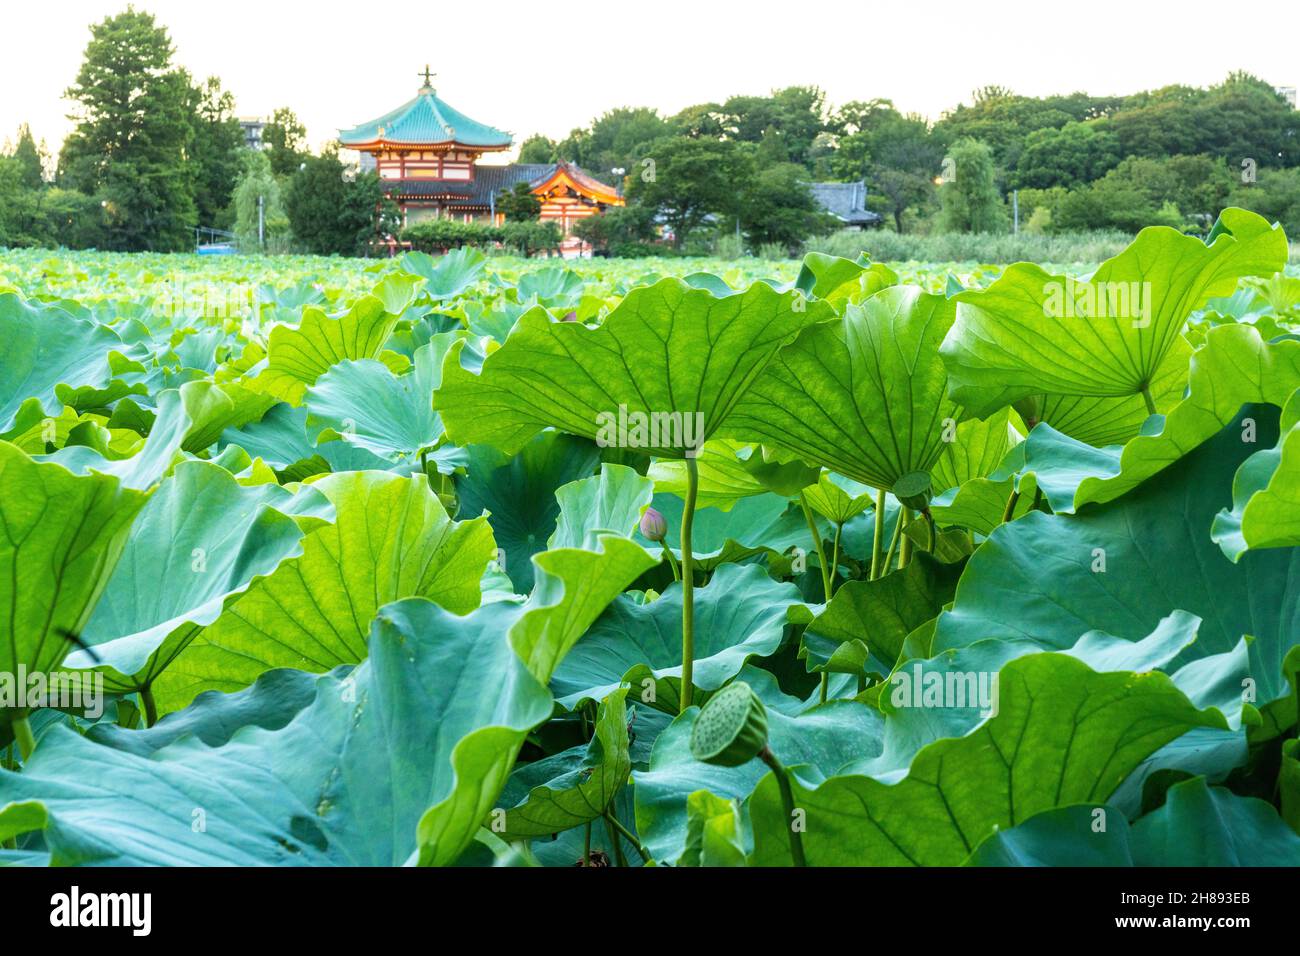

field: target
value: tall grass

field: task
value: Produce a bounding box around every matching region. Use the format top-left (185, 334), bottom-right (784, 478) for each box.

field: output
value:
top-left (806, 229), bottom-right (1138, 266)
top-left (808, 230), bottom-right (1300, 268)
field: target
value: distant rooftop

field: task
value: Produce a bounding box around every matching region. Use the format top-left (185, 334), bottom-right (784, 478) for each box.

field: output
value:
top-left (339, 78), bottom-right (512, 150)
top-left (808, 180), bottom-right (883, 226)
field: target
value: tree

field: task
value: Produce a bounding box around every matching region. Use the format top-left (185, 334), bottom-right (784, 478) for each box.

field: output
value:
top-left (517, 134), bottom-right (555, 164)
top-left (1229, 167), bottom-right (1300, 237)
top-left (1014, 122), bottom-right (1121, 189)
top-left (717, 87), bottom-right (829, 169)
top-left (573, 204), bottom-right (657, 254)
top-left (59, 8), bottom-right (196, 251)
top-left (9, 124), bottom-right (45, 189)
top-left (934, 90), bottom-right (1080, 170)
top-left (264, 107), bottom-right (308, 177)
top-left (627, 136), bottom-right (746, 246)
top-left (869, 167), bottom-right (934, 233)
top-left (936, 138), bottom-right (1007, 233)
top-left (188, 76), bottom-right (245, 229)
top-left (233, 150), bottom-right (288, 252)
top-left (828, 107), bottom-right (942, 232)
top-left (554, 107), bottom-right (672, 183)
top-left (284, 148), bottom-right (393, 255)
top-left (497, 181), bottom-right (541, 221)
top-left (737, 162), bottom-right (835, 250)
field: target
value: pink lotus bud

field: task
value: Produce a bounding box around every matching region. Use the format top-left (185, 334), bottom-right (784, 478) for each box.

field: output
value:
top-left (640, 507), bottom-right (667, 542)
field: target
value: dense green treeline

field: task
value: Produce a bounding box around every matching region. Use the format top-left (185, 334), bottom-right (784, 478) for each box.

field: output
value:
top-left (3, 6), bottom-right (1297, 255)
top-left (540, 75), bottom-right (1300, 251)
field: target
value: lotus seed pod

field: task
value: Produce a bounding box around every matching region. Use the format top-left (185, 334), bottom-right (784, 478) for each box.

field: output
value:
top-left (892, 471), bottom-right (932, 512)
top-left (689, 681), bottom-right (768, 767)
top-left (639, 506), bottom-right (668, 542)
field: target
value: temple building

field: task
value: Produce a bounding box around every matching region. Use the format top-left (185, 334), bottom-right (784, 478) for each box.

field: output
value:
top-left (339, 69), bottom-right (623, 233)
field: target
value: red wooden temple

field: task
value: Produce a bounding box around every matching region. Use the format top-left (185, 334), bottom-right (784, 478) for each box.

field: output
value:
top-left (339, 68), bottom-right (624, 235)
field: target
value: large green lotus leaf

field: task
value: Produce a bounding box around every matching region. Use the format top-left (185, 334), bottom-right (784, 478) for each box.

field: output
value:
top-left (490, 688), bottom-right (630, 839)
top-left (794, 252), bottom-right (898, 312)
top-left (251, 294), bottom-right (401, 405)
top-left (179, 381), bottom-right (276, 454)
top-left (1016, 325), bottom-right (1300, 513)
top-left (436, 278), bottom-right (832, 458)
top-left (38, 383), bottom-right (206, 492)
top-left (62, 461), bottom-right (331, 692)
top-left (219, 402), bottom-right (393, 476)
top-left (748, 653), bottom-right (1227, 866)
top-left (87, 666), bottom-right (333, 756)
top-left (455, 432), bottom-right (601, 593)
top-left (931, 407), bottom-right (1017, 494)
top-left (800, 472), bottom-right (875, 524)
top-left (649, 440), bottom-right (821, 512)
top-left (0, 292), bottom-right (125, 433)
top-left (548, 463), bottom-right (653, 551)
top-left (861, 613), bottom-right (1241, 781)
top-left (400, 247), bottom-right (486, 299)
top-left (929, 443), bottom-right (1039, 536)
top-left (723, 286), bottom-right (958, 490)
top-left (933, 405), bottom-right (1300, 710)
top-left (550, 563), bottom-right (802, 710)
top-left (149, 471), bottom-right (495, 714)
top-left (1130, 776), bottom-right (1300, 865)
top-left (965, 777), bottom-right (1300, 866)
top-left (416, 535), bottom-right (656, 864)
top-left (963, 803), bottom-right (1134, 866)
top-left (1212, 388), bottom-right (1300, 560)
top-left (303, 337), bottom-right (453, 462)
top-left (1, 525), bottom-right (652, 866)
top-left (637, 491), bottom-right (829, 572)
top-left (0, 601), bottom-right (540, 865)
top-left (1017, 336), bottom-right (1191, 448)
top-left (941, 208), bottom-right (1287, 417)
top-left (802, 553), bottom-right (965, 674)
top-left (516, 266), bottom-right (586, 307)
top-left (0, 443), bottom-right (148, 699)
top-left (633, 666), bottom-right (883, 864)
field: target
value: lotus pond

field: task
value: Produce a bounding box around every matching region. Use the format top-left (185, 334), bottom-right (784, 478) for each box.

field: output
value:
top-left (1, 213), bottom-right (1299, 867)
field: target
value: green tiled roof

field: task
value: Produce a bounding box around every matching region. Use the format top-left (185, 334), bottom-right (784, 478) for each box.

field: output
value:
top-left (338, 86), bottom-right (512, 148)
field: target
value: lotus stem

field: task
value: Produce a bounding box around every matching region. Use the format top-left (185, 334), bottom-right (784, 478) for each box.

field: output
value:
top-left (898, 508), bottom-right (913, 568)
top-left (1001, 488), bottom-right (1020, 525)
top-left (680, 456), bottom-right (699, 714)
top-left (818, 673), bottom-right (828, 704)
top-left (662, 545), bottom-right (681, 582)
top-left (830, 522), bottom-right (843, 594)
top-left (12, 715), bottom-right (35, 762)
top-left (870, 488), bottom-right (886, 580)
top-left (605, 811), bottom-right (649, 864)
top-left (798, 491), bottom-right (832, 602)
top-left (1140, 383), bottom-right (1158, 417)
top-left (925, 512), bottom-right (936, 553)
top-left (139, 685), bottom-right (158, 728)
top-left (759, 746), bottom-right (807, 867)
top-left (881, 504), bottom-right (905, 575)
top-left (602, 813), bottom-right (628, 866)
top-left (582, 821), bottom-right (592, 866)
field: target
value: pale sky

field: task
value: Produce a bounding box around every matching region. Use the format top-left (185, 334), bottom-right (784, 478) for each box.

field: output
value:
top-left (3, 0), bottom-right (1297, 160)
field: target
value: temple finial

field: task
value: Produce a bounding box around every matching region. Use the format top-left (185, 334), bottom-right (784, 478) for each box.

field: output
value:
top-left (419, 65), bottom-right (436, 91)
